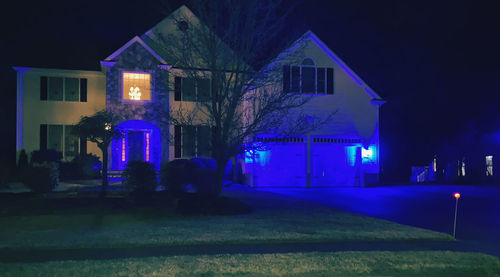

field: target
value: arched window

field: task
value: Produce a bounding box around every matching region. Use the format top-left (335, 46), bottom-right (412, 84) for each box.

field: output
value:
top-left (283, 58), bottom-right (334, 94)
top-left (301, 57), bottom-right (315, 66)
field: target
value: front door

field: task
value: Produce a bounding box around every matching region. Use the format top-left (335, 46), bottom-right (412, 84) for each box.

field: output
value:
top-left (128, 131), bottom-right (144, 162)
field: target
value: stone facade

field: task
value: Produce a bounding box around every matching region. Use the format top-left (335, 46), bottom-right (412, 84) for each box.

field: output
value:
top-left (104, 42), bottom-right (170, 170)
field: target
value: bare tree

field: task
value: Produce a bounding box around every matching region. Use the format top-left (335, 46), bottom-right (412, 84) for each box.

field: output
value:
top-left (152, 1), bottom-right (326, 196)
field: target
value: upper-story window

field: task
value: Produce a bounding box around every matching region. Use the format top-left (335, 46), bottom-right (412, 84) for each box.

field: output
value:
top-left (40, 76), bottom-right (87, 102)
top-left (123, 72), bottom-right (151, 101)
top-left (174, 77), bottom-right (211, 102)
top-left (283, 58), bottom-right (334, 94)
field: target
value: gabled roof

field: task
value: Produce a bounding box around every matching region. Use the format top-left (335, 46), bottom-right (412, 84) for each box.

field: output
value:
top-left (265, 30), bottom-right (383, 100)
top-left (103, 36), bottom-right (167, 64)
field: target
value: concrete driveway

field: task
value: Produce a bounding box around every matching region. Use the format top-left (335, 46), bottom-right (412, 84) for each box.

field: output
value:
top-left (258, 184), bottom-right (500, 257)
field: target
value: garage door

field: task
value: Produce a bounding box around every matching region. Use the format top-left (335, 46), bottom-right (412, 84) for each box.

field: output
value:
top-left (311, 137), bottom-right (359, 186)
top-left (251, 137), bottom-right (306, 187)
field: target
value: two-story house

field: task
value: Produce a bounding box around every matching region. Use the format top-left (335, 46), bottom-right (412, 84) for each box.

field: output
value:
top-left (14, 5), bottom-right (384, 187)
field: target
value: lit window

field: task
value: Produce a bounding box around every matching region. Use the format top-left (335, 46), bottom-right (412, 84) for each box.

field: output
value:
top-left (486, 155), bottom-right (493, 176)
top-left (123, 72), bottom-right (151, 101)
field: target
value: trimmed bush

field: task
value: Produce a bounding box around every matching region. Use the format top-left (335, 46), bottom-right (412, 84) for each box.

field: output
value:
top-left (60, 154), bottom-right (101, 180)
top-left (161, 159), bottom-right (190, 194)
top-left (74, 154), bottom-right (101, 179)
top-left (122, 161), bottom-right (157, 195)
top-left (17, 150), bottom-right (29, 171)
top-left (23, 162), bottom-right (59, 193)
top-left (188, 158), bottom-right (216, 195)
top-left (30, 149), bottom-right (62, 164)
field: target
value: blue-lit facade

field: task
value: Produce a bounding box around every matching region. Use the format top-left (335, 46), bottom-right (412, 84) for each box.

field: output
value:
top-left (15, 5), bottom-right (383, 186)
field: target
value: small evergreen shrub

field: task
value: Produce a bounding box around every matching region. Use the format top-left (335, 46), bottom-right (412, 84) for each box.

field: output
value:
top-left (17, 149), bottom-right (29, 172)
top-left (60, 154), bottom-right (102, 180)
top-left (74, 154), bottom-right (101, 179)
top-left (23, 162), bottom-right (59, 193)
top-left (161, 159), bottom-right (190, 194)
top-left (30, 149), bottom-right (62, 164)
top-left (122, 161), bottom-right (157, 194)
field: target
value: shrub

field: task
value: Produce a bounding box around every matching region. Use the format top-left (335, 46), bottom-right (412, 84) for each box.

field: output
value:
top-left (188, 158), bottom-right (216, 196)
top-left (74, 154), bottom-right (101, 179)
top-left (17, 149), bottom-right (29, 171)
top-left (161, 159), bottom-right (190, 194)
top-left (60, 154), bottom-right (102, 180)
top-left (122, 161), bottom-right (157, 195)
top-left (23, 162), bottom-right (59, 193)
top-left (30, 149), bottom-right (62, 165)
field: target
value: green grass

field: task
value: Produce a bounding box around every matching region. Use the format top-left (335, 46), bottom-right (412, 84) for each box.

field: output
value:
top-left (0, 190), bottom-right (453, 249)
top-left (1, 251), bottom-right (499, 276)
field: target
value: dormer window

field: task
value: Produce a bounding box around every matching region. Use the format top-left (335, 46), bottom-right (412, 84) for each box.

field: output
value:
top-left (123, 72), bottom-right (151, 101)
top-left (283, 58), bottom-right (334, 94)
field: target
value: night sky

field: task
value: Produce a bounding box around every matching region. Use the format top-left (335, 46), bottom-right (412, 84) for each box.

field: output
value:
top-left (2, 0), bottom-right (499, 181)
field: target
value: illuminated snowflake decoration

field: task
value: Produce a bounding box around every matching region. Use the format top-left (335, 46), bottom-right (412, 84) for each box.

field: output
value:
top-left (104, 123), bottom-right (112, 131)
top-left (129, 86), bottom-right (142, 100)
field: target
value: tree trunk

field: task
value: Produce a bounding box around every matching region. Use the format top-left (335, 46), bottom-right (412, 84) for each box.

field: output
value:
top-left (100, 146), bottom-right (109, 198)
top-left (213, 158), bottom-right (227, 197)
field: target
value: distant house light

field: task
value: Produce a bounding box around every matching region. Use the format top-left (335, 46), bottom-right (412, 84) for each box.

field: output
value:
top-left (486, 155), bottom-right (493, 176)
top-left (458, 159), bottom-right (466, 177)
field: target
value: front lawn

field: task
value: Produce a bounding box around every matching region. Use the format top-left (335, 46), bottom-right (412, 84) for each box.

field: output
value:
top-left (1, 251), bottom-right (499, 276)
top-left (0, 188), bottom-right (453, 249)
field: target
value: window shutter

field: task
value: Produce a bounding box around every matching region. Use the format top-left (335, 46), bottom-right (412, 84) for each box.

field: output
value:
top-left (174, 125), bottom-right (182, 158)
top-left (283, 65), bottom-right (290, 93)
top-left (40, 76), bottom-right (48, 100)
top-left (79, 136), bottom-right (87, 156)
top-left (40, 124), bottom-right (48, 150)
top-left (291, 66), bottom-right (300, 92)
top-left (80, 78), bottom-right (87, 102)
top-left (327, 68), bottom-right (334, 95)
top-left (317, 68), bottom-right (325, 93)
top-left (174, 77), bottom-right (182, 101)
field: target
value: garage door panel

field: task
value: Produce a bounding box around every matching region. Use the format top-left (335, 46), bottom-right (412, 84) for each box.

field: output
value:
top-left (312, 143), bottom-right (356, 187)
top-left (253, 142), bottom-right (306, 187)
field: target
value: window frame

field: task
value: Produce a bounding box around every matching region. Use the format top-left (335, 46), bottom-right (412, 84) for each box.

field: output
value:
top-left (284, 64), bottom-right (334, 95)
top-left (174, 77), bottom-right (212, 102)
top-left (175, 125), bottom-right (212, 158)
top-left (40, 76), bottom-right (87, 102)
top-left (122, 71), bottom-right (153, 102)
top-left (40, 124), bottom-right (80, 161)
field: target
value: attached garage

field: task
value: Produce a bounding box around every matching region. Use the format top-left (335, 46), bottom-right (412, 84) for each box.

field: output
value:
top-left (247, 136), bottom-right (306, 187)
top-left (311, 137), bottom-right (361, 187)
top-left (246, 136), bottom-right (364, 187)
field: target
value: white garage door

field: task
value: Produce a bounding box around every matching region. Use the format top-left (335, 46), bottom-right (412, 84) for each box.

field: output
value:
top-left (311, 137), bottom-right (358, 186)
top-left (252, 137), bottom-right (306, 187)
